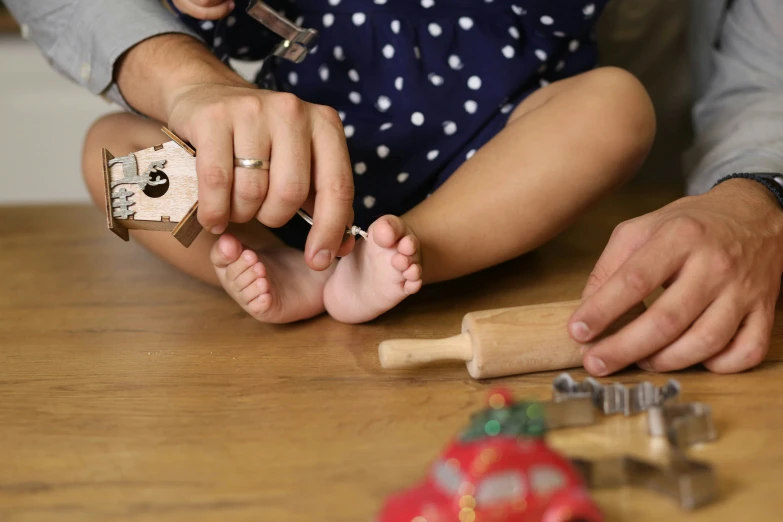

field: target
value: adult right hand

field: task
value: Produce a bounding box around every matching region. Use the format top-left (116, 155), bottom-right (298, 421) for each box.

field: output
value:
top-left (166, 82), bottom-right (356, 271)
top-left (569, 178), bottom-right (783, 376)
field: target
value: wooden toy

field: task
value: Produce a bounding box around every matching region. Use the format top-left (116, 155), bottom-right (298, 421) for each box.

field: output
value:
top-left (378, 300), bottom-right (646, 379)
top-left (102, 128), bottom-right (201, 247)
top-left (377, 389), bottom-right (604, 522)
top-left (102, 128), bottom-right (368, 247)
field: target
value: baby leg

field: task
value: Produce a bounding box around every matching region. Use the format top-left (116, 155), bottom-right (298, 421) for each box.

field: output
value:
top-left (82, 112), bottom-right (332, 323)
top-left (324, 67), bottom-right (654, 324)
top-left (404, 66), bottom-right (656, 284)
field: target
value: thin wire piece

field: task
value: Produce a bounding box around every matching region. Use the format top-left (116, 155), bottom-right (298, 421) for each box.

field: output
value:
top-left (296, 209), bottom-right (368, 240)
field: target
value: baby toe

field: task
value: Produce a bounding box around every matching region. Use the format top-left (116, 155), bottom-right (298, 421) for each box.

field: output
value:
top-left (233, 263), bottom-right (262, 291)
top-left (403, 263), bottom-right (422, 282)
top-left (210, 233), bottom-right (244, 268)
top-left (247, 294), bottom-right (273, 318)
top-left (241, 277), bottom-right (270, 304)
top-left (398, 234), bottom-right (419, 257)
top-left (392, 252), bottom-right (411, 272)
top-left (371, 215), bottom-right (407, 249)
top-left (404, 279), bottom-right (423, 295)
top-left (226, 249), bottom-right (259, 281)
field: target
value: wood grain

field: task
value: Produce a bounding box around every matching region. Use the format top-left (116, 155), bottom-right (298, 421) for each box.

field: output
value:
top-left (1, 188), bottom-right (782, 522)
top-left (171, 202), bottom-right (203, 248)
top-left (161, 127), bottom-right (196, 157)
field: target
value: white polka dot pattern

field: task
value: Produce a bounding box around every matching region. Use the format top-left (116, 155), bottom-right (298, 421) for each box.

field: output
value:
top-left (232, 0), bottom-right (606, 228)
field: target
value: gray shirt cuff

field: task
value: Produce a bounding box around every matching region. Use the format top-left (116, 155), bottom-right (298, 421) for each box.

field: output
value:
top-left (47, 0), bottom-right (204, 112)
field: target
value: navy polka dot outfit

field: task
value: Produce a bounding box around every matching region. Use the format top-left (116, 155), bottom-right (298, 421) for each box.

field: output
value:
top-left (166, 0), bottom-right (609, 248)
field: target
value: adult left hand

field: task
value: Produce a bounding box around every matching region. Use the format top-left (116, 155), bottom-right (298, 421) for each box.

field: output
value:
top-left (568, 178), bottom-right (783, 376)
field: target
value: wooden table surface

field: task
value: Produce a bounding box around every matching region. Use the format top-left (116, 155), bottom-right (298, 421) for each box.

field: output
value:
top-left (1, 189), bottom-right (782, 522)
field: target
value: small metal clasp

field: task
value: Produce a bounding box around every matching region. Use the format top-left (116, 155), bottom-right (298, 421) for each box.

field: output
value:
top-left (246, 1), bottom-right (318, 63)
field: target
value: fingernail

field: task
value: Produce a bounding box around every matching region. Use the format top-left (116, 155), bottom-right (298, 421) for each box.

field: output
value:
top-left (585, 355), bottom-right (607, 376)
top-left (313, 249), bottom-right (333, 269)
top-left (211, 224), bottom-right (226, 235)
top-left (570, 321), bottom-right (591, 342)
top-left (638, 359), bottom-right (652, 371)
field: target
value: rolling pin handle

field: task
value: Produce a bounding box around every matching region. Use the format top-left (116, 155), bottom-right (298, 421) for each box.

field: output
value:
top-left (378, 333), bottom-right (473, 369)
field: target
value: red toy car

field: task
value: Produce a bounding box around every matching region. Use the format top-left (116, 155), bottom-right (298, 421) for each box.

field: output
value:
top-left (377, 390), bottom-right (603, 522)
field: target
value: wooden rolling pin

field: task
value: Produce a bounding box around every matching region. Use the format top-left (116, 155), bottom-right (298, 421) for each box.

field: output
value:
top-left (378, 299), bottom-right (646, 379)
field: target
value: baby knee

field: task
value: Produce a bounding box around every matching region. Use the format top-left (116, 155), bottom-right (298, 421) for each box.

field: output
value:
top-left (81, 112), bottom-right (161, 206)
top-left (81, 114), bottom-right (119, 203)
top-left (581, 67), bottom-right (656, 155)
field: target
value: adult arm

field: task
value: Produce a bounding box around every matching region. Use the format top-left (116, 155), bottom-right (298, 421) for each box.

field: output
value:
top-left (685, 0), bottom-right (783, 196)
top-left (5, 0), bottom-right (355, 269)
top-left (3, 0), bottom-right (203, 111)
top-left (567, 0), bottom-right (783, 376)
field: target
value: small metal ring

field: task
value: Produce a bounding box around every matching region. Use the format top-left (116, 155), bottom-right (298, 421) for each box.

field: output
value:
top-left (234, 158), bottom-right (271, 170)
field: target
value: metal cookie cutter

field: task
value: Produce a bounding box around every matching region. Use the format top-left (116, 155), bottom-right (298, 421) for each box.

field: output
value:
top-left (246, 1), bottom-right (318, 63)
top-left (648, 402), bottom-right (717, 449)
top-left (552, 373), bottom-right (681, 416)
top-left (541, 397), bottom-right (598, 430)
top-left (571, 454), bottom-right (718, 510)
top-left (548, 373), bottom-right (719, 510)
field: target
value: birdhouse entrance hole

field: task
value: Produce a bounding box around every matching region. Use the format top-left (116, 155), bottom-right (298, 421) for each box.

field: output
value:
top-left (143, 171), bottom-right (170, 199)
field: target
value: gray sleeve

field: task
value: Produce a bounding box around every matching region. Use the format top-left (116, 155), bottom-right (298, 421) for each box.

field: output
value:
top-left (4, 0), bottom-right (204, 111)
top-left (684, 0), bottom-right (783, 195)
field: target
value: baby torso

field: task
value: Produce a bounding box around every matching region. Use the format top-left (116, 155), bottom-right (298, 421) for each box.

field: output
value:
top-left (167, 0), bottom-right (608, 226)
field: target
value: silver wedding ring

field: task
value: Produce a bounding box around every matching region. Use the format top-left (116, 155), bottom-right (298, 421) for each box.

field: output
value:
top-left (234, 158), bottom-right (271, 170)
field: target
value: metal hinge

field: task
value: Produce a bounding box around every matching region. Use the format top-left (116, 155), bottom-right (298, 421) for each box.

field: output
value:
top-left (246, 1), bottom-right (318, 63)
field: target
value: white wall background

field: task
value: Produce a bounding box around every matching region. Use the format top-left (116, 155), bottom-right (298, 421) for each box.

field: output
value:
top-left (0, 0), bottom-right (691, 205)
top-left (0, 37), bottom-right (112, 204)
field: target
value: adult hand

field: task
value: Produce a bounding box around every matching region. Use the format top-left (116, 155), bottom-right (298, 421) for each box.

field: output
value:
top-left (166, 82), bottom-right (356, 271)
top-left (115, 34), bottom-right (355, 271)
top-left (171, 0), bottom-right (235, 20)
top-left (569, 178), bottom-right (783, 375)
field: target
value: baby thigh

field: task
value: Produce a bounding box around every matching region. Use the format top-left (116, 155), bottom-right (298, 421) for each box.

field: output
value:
top-left (508, 66), bottom-right (656, 178)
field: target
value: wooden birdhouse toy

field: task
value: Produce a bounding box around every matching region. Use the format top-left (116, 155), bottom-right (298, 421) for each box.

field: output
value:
top-left (102, 128), bottom-right (202, 247)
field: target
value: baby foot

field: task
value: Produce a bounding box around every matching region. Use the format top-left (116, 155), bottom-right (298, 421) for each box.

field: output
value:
top-left (211, 234), bottom-right (334, 324)
top-left (324, 215), bottom-right (423, 324)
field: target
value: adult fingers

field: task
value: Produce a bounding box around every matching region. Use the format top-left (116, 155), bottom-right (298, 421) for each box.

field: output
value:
top-left (570, 229), bottom-right (689, 344)
top-left (638, 295), bottom-right (744, 372)
top-left (304, 104), bottom-right (355, 270)
top-left (297, 194), bottom-right (357, 260)
top-left (582, 260), bottom-right (718, 376)
top-left (194, 117), bottom-right (234, 234)
top-left (256, 93), bottom-right (311, 233)
top-left (581, 218), bottom-right (650, 299)
top-left (171, 0), bottom-right (235, 19)
top-left (702, 305), bottom-right (774, 373)
top-left (231, 99), bottom-right (270, 223)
